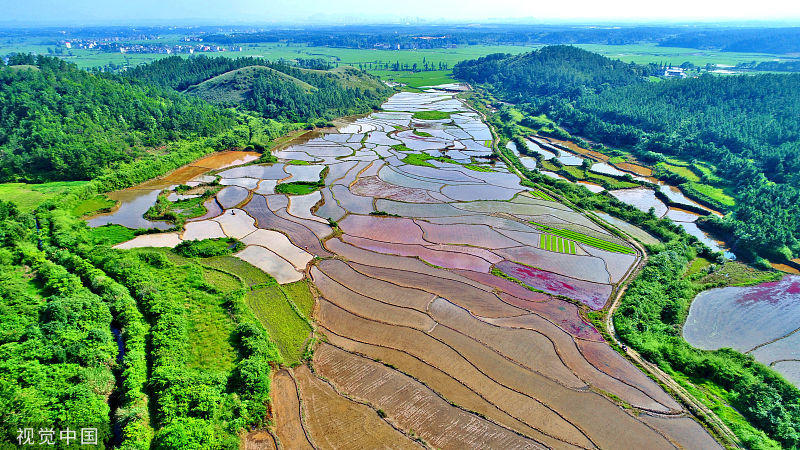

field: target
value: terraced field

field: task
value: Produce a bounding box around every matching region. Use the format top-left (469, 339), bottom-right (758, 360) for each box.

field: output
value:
top-left (111, 87), bottom-right (718, 448)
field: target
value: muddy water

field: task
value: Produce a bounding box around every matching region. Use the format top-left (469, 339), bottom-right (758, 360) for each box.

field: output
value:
top-left (87, 151), bottom-right (260, 230)
top-left (684, 275), bottom-right (800, 387)
top-left (87, 189), bottom-right (173, 230)
top-left (613, 162), bottom-right (652, 177)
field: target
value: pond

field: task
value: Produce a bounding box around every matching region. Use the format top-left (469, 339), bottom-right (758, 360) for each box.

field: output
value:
top-left (87, 151), bottom-right (260, 230)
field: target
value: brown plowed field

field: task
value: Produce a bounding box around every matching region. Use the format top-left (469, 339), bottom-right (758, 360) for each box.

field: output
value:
top-left (485, 313), bottom-right (671, 412)
top-left (347, 262), bottom-right (525, 318)
top-left (318, 325), bottom-right (579, 449)
top-left (639, 413), bottom-right (720, 450)
top-left (313, 342), bottom-right (547, 450)
top-left (428, 298), bottom-right (585, 388)
top-left (293, 364), bottom-right (422, 449)
top-left (315, 260), bottom-right (434, 311)
top-left (578, 340), bottom-right (682, 412)
top-left (317, 299), bottom-right (594, 448)
top-left (325, 238), bottom-right (492, 290)
top-left (242, 430), bottom-right (278, 450)
top-left (311, 266), bottom-right (435, 330)
top-left (271, 369), bottom-right (314, 450)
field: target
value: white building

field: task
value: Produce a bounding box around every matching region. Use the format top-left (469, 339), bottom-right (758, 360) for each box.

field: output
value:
top-left (664, 68), bottom-right (687, 78)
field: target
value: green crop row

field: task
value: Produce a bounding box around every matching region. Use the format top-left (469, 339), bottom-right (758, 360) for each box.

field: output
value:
top-left (531, 221), bottom-right (634, 254)
top-left (528, 190), bottom-right (555, 201)
top-left (539, 233), bottom-right (576, 254)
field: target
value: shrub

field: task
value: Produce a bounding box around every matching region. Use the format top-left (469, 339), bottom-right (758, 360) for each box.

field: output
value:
top-left (173, 238), bottom-right (243, 258)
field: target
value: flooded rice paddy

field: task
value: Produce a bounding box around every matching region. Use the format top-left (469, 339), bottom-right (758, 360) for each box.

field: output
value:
top-left (684, 275), bottom-right (800, 387)
top-left (509, 134), bottom-right (732, 257)
top-left (104, 87), bottom-right (716, 448)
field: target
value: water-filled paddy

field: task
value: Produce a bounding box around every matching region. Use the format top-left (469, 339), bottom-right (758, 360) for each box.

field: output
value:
top-left (87, 188), bottom-right (173, 230)
top-left (610, 187), bottom-right (668, 217)
top-left (684, 275), bottom-right (800, 386)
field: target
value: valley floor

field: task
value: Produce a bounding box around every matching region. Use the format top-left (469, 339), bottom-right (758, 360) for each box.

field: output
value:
top-left (110, 87), bottom-right (719, 448)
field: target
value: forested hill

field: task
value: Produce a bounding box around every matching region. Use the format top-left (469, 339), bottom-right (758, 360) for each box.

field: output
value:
top-left (452, 46), bottom-right (647, 100)
top-left (122, 55), bottom-right (392, 122)
top-left (0, 54), bottom-right (393, 183)
top-left (454, 46), bottom-right (800, 261)
top-left (0, 55), bottom-right (234, 182)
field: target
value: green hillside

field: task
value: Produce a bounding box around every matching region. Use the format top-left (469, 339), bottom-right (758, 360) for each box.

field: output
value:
top-left (124, 56), bottom-right (393, 122)
top-left (185, 65), bottom-right (316, 105)
top-left (0, 55), bottom-right (234, 182)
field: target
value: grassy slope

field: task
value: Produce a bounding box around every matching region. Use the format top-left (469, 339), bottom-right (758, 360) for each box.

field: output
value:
top-left (0, 181), bottom-right (88, 212)
top-left (184, 65), bottom-right (316, 104)
top-left (245, 286), bottom-right (311, 366)
top-left (299, 65), bottom-right (387, 92)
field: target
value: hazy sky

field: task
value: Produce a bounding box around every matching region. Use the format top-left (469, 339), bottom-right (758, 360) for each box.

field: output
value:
top-left (4, 0), bottom-right (800, 25)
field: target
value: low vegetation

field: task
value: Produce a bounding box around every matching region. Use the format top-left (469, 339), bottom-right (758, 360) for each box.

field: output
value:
top-left (174, 237), bottom-right (244, 258)
top-left (411, 111), bottom-right (452, 120)
top-left (71, 194), bottom-right (117, 217)
top-left (275, 166), bottom-right (328, 195)
top-left (528, 190), bottom-right (555, 201)
top-left (412, 129), bottom-right (433, 137)
top-left (540, 234), bottom-right (577, 254)
top-left (145, 185), bottom-right (222, 227)
top-left (401, 153), bottom-right (455, 167)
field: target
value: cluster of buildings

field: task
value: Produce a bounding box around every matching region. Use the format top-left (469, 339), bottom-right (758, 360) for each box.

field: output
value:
top-left (61, 39), bottom-right (242, 55)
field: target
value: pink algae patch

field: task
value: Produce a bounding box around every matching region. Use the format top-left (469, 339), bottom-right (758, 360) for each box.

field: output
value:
top-left (738, 276), bottom-right (800, 303)
top-left (495, 260), bottom-right (612, 310)
top-left (452, 269), bottom-right (602, 340)
top-left (499, 295), bottom-right (603, 341)
top-left (342, 235), bottom-right (493, 272)
top-left (338, 215), bottom-right (426, 245)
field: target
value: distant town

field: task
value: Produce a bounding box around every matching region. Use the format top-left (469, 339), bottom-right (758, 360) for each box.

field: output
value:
top-left (60, 36), bottom-right (243, 55)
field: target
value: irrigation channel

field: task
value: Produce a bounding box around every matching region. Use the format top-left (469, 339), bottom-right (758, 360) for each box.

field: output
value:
top-left (104, 85), bottom-right (724, 449)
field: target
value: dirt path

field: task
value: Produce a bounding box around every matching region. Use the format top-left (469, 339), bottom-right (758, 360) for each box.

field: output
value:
top-left (603, 237), bottom-right (741, 448)
top-left (470, 94), bottom-right (740, 448)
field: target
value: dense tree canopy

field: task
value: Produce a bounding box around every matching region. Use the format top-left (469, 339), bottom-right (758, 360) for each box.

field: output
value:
top-left (122, 55), bottom-right (392, 122)
top-left (0, 54), bottom-right (392, 183)
top-left (0, 55), bottom-right (234, 182)
top-left (455, 47), bottom-right (800, 260)
top-left (453, 46), bottom-right (647, 100)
